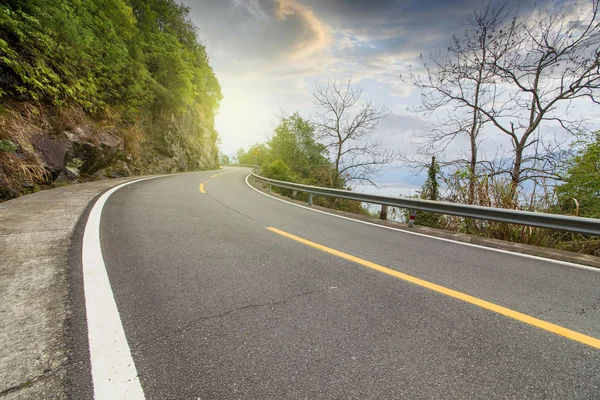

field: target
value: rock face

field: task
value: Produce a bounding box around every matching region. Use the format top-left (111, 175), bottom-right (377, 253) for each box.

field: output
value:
top-left (32, 136), bottom-right (71, 180)
top-left (66, 127), bottom-right (125, 175)
top-left (1, 106), bottom-right (219, 201)
top-left (32, 127), bottom-right (126, 182)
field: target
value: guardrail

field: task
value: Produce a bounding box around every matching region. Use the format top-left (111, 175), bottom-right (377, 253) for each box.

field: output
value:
top-left (250, 172), bottom-right (600, 236)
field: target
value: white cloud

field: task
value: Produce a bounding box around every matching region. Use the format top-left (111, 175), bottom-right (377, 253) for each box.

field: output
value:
top-left (273, 0), bottom-right (332, 60)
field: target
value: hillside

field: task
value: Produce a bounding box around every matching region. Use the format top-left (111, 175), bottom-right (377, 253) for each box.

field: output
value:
top-left (0, 0), bottom-right (222, 200)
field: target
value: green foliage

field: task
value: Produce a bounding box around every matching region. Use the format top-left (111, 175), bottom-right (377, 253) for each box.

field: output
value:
top-left (0, 0), bottom-right (148, 113)
top-left (556, 134), bottom-right (600, 218)
top-left (128, 0), bottom-right (222, 119)
top-left (246, 112), bottom-right (367, 214)
top-left (0, 0), bottom-right (222, 171)
top-left (422, 156), bottom-right (440, 201)
top-left (268, 113), bottom-right (328, 178)
top-left (236, 143), bottom-right (269, 166)
top-left (219, 152), bottom-right (231, 166)
top-left (416, 156), bottom-right (441, 227)
top-left (0, 139), bottom-right (17, 152)
top-left (263, 159), bottom-right (295, 182)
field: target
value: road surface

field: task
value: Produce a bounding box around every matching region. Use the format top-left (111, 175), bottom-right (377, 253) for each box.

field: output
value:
top-left (67, 167), bottom-right (600, 399)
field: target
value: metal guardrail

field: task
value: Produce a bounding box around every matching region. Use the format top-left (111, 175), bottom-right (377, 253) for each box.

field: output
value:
top-left (250, 172), bottom-right (600, 236)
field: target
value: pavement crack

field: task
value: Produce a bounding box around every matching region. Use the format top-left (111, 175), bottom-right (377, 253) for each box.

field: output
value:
top-left (205, 193), bottom-right (264, 224)
top-left (577, 296), bottom-right (600, 315)
top-left (0, 357), bottom-right (88, 398)
top-left (132, 288), bottom-right (331, 350)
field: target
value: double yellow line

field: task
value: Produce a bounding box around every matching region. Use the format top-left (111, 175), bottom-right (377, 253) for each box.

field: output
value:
top-left (268, 227), bottom-right (600, 350)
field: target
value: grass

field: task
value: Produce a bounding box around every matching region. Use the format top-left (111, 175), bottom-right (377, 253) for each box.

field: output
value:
top-left (0, 103), bottom-right (52, 198)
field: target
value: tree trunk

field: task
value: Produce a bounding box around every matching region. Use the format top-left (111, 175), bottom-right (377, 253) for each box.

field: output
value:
top-left (465, 134), bottom-right (478, 234)
top-left (510, 146), bottom-right (523, 207)
top-left (468, 135), bottom-right (477, 205)
top-left (467, 59), bottom-right (483, 205)
top-left (333, 141), bottom-right (342, 188)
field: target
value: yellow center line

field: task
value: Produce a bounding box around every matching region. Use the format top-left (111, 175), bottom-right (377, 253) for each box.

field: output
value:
top-left (267, 227), bottom-right (600, 350)
top-left (199, 169), bottom-right (239, 193)
top-left (211, 169), bottom-right (238, 178)
top-left (200, 169), bottom-right (239, 193)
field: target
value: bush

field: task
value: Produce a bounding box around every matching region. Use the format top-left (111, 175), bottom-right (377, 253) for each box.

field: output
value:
top-left (263, 159), bottom-right (295, 182)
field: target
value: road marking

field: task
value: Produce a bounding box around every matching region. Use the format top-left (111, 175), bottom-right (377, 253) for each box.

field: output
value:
top-left (199, 168), bottom-right (239, 193)
top-left (83, 178), bottom-right (153, 399)
top-left (268, 227), bottom-right (600, 349)
top-left (245, 175), bottom-right (599, 273)
top-left (211, 169), bottom-right (238, 178)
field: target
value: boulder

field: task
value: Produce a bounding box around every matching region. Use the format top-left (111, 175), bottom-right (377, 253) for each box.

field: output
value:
top-left (31, 126), bottom-right (127, 184)
top-left (32, 136), bottom-right (71, 181)
top-left (66, 127), bottom-right (125, 176)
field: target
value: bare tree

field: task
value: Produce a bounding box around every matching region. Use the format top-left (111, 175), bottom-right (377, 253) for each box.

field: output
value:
top-left (312, 78), bottom-right (394, 187)
top-left (485, 0), bottom-right (600, 198)
top-left (407, 0), bottom-right (600, 203)
top-left (404, 3), bottom-right (510, 204)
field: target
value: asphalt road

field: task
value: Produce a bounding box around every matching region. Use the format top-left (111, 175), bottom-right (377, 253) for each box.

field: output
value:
top-left (69, 167), bottom-right (600, 399)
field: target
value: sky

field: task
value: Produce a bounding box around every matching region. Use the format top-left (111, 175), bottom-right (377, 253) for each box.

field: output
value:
top-left (182, 0), bottom-right (596, 188)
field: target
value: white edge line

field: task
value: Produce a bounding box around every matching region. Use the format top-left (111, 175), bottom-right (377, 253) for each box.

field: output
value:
top-left (82, 177), bottom-right (160, 400)
top-left (244, 174), bottom-right (600, 273)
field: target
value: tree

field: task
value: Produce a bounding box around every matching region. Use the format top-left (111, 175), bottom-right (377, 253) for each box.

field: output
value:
top-left (236, 143), bottom-right (269, 166)
top-left (407, 0), bottom-right (600, 202)
top-left (262, 159), bottom-right (294, 182)
top-left (417, 156), bottom-right (442, 227)
top-left (488, 1), bottom-right (600, 198)
top-left (0, 0), bottom-right (223, 169)
top-left (556, 133), bottom-right (600, 218)
top-left (268, 113), bottom-right (328, 178)
top-left (312, 78), bottom-right (395, 188)
top-left (404, 3), bottom-right (506, 204)
top-left (219, 152), bottom-right (230, 165)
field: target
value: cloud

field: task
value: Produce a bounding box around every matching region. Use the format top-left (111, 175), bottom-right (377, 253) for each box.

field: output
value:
top-left (273, 0), bottom-right (332, 59)
top-left (181, 0), bottom-right (568, 159)
top-left (379, 113), bottom-right (426, 133)
top-left (232, 0), bottom-right (268, 20)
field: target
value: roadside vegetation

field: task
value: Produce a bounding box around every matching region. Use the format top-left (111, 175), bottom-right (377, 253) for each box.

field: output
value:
top-left (397, 1), bottom-right (600, 256)
top-left (238, 112), bottom-right (370, 214)
top-left (244, 1), bottom-right (600, 256)
top-left (0, 0), bottom-right (222, 199)
top-left (237, 76), bottom-right (399, 215)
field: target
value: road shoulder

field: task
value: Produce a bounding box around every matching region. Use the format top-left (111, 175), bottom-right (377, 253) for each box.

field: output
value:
top-left (0, 177), bottom-right (141, 399)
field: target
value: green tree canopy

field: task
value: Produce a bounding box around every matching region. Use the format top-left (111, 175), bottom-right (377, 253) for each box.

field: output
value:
top-left (262, 159), bottom-right (294, 182)
top-left (267, 113), bottom-right (327, 179)
top-left (556, 134), bottom-right (600, 218)
top-left (236, 143), bottom-right (269, 166)
top-left (0, 0), bottom-right (221, 121)
top-left (1, 0), bottom-right (223, 177)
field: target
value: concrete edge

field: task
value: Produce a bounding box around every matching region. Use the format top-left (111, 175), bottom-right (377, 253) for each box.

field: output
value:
top-left (248, 176), bottom-right (600, 269)
top-left (0, 175), bottom-right (153, 399)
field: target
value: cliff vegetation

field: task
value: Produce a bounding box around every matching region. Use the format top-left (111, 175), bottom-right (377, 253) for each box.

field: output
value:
top-left (0, 0), bottom-right (222, 199)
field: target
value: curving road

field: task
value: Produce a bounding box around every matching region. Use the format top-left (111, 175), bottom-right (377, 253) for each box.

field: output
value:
top-left (68, 167), bottom-right (600, 399)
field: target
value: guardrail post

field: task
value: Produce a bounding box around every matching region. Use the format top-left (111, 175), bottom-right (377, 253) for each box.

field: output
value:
top-left (268, 184), bottom-right (271, 193)
top-left (308, 193), bottom-right (313, 206)
top-left (408, 209), bottom-right (416, 227)
top-left (292, 190), bottom-right (297, 199)
top-left (380, 205), bottom-right (388, 220)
